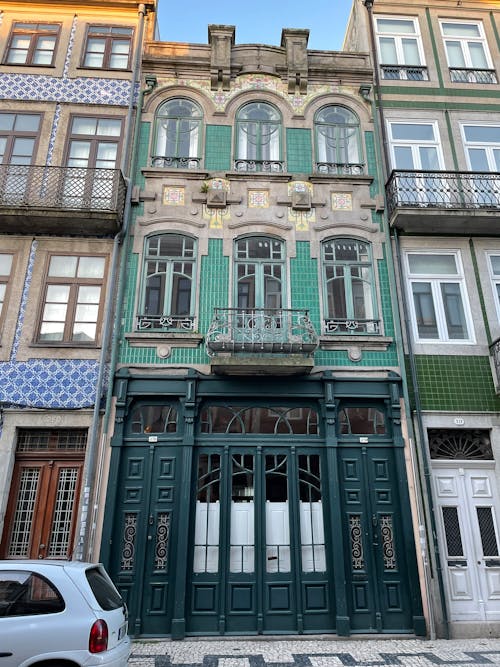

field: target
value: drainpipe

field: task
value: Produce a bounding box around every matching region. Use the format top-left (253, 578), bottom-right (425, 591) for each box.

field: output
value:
top-left (363, 0), bottom-right (449, 639)
top-left (78, 2), bottom-right (153, 561)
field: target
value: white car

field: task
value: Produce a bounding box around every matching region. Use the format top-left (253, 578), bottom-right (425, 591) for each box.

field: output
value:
top-left (0, 560), bottom-right (130, 667)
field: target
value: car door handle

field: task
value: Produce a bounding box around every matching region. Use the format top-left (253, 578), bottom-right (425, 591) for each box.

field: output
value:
top-left (0, 653), bottom-right (13, 657)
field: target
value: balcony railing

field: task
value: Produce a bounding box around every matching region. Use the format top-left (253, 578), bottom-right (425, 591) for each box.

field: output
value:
top-left (449, 68), bottom-right (497, 84)
top-left (233, 159), bottom-right (285, 173)
top-left (323, 318), bottom-right (380, 335)
top-left (206, 308), bottom-right (318, 356)
top-left (0, 164), bottom-right (126, 215)
top-left (136, 314), bottom-right (195, 331)
top-left (386, 170), bottom-right (500, 219)
top-left (381, 64), bottom-right (429, 81)
top-left (151, 155), bottom-right (202, 169)
top-left (490, 337), bottom-right (500, 391)
top-left (315, 162), bottom-right (365, 176)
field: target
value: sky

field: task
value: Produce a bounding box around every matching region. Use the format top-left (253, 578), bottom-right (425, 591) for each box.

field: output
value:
top-left (155, 0), bottom-right (353, 52)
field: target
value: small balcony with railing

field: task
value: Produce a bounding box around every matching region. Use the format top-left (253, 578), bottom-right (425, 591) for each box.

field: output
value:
top-left (490, 337), bottom-right (500, 394)
top-left (0, 164), bottom-right (126, 234)
top-left (233, 159), bottom-right (285, 173)
top-left (449, 67), bottom-right (497, 84)
top-left (205, 307), bottom-right (319, 375)
top-left (151, 155), bottom-right (203, 169)
top-left (381, 64), bottom-right (429, 81)
top-left (386, 170), bottom-right (500, 233)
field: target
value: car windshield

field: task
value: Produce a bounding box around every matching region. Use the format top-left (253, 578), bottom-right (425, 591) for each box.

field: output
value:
top-left (85, 566), bottom-right (123, 611)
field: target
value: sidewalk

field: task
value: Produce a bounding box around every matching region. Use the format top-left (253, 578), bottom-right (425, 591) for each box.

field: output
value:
top-left (129, 637), bottom-right (500, 666)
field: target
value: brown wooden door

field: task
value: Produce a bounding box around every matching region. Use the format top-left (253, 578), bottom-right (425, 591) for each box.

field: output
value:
top-left (0, 454), bottom-right (84, 559)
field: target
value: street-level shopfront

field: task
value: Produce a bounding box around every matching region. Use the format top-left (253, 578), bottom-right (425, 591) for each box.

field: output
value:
top-left (101, 371), bottom-right (425, 638)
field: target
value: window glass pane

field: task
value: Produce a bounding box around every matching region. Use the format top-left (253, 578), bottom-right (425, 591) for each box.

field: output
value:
top-left (391, 123), bottom-right (435, 141)
top-left (0, 115), bottom-right (15, 131)
top-left (419, 146), bottom-right (440, 171)
top-left (72, 321), bottom-right (97, 342)
top-left (445, 41), bottom-right (466, 67)
top-left (490, 256), bottom-right (500, 276)
top-left (77, 285), bottom-right (101, 304)
top-left (468, 148), bottom-right (489, 171)
top-left (412, 282), bottom-right (438, 338)
top-left (441, 283), bottom-right (468, 339)
top-left (377, 18), bottom-right (416, 34)
top-left (379, 36), bottom-right (397, 63)
top-left (77, 256), bottom-right (105, 278)
top-left (402, 38), bottom-right (421, 64)
top-left (39, 322), bottom-right (64, 340)
top-left (45, 284), bottom-right (70, 304)
top-left (442, 22), bottom-right (481, 37)
top-left (14, 114), bottom-right (40, 132)
top-left (464, 125), bottom-right (500, 143)
top-left (0, 254), bottom-right (13, 275)
top-left (408, 254), bottom-right (458, 274)
top-left (49, 256), bottom-right (77, 277)
top-left (72, 117), bottom-right (97, 135)
top-left (96, 118), bottom-right (121, 137)
top-left (393, 145), bottom-right (415, 169)
top-left (469, 42), bottom-right (488, 69)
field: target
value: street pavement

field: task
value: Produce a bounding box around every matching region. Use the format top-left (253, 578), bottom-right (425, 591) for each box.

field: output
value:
top-left (129, 637), bottom-right (500, 666)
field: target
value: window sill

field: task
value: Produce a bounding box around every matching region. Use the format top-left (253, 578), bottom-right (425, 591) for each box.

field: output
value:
top-left (76, 66), bottom-right (132, 73)
top-left (126, 331), bottom-right (203, 357)
top-left (319, 334), bottom-right (392, 360)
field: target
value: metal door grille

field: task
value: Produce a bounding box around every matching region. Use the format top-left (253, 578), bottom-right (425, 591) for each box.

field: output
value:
top-left (8, 468), bottom-right (40, 557)
top-left (442, 506), bottom-right (464, 557)
top-left (477, 506), bottom-right (499, 557)
top-left (47, 468), bottom-right (79, 557)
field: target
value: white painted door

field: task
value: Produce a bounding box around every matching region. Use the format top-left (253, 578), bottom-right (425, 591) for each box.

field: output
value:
top-left (433, 464), bottom-right (500, 621)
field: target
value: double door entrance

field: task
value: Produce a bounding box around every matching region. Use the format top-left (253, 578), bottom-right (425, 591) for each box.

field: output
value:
top-left (107, 442), bottom-right (422, 637)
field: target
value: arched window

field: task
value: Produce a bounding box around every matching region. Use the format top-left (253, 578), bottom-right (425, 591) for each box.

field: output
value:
top-left (235, 102), bottom-right (283, 172)
top-left (137, 234), bottom-right (196, 331)
top-left (322, 238), bottom-right (378, 334)
top-left (152, 98), bottom-right (202, 168)
top-left (315, 106), bottom-right (362, 174)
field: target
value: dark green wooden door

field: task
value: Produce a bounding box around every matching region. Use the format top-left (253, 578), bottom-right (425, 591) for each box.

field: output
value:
top-left (187, 447), bottom-right (334, 635)
top-left (340, 447), bottom-right (415, 633)
top-left (108, 444), bottom-right (180, 636)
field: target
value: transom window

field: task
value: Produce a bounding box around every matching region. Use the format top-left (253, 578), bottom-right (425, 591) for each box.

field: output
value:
top-left (200, 406), bottom-right (319, 435)
top-left (315, 106), bottom-right (362, 174)
top-left (153, 99), bottom-right (202, 169)
top-left (322, 238), bottom-right (378, 334)
top-left (406, 251), bottom-right (473, 342)
top-left (338, 406), bottom-right (386, 435)
top-left (83, 25), bottom-right (133, 69)
top-left (375, 16), bottom-right (427, 80)
top-left (139, 234), bottom-right (196, 331)
top-left (235, 102), bottom-right (283, 172)
top-left (0, 253), bottom-right (14, 324)
top-left (38, 255), bottom-right (106, 344)
top-left (428, 428), bottom-right (493, 460)
top-left (440, 21), bottom-right (495, 83)
top-left (4, 22), bottom-right (60, 66)
top-left (130, 405), bottom-right (178, 434)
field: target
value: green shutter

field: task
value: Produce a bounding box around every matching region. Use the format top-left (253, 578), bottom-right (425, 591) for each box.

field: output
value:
top-left (205, 125), bottom-right (232, 171)
top-left (286, 128), bottom-right (312, 174)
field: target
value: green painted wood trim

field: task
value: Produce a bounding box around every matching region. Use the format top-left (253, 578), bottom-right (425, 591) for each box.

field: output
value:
top-left (470, 239), bottom-right (492, 346)
top-left (444, 111), bottom-right (459, 171)
top-left (426, 7), bottom-right (444, 89)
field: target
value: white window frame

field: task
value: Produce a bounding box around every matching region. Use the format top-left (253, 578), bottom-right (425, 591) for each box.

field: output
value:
top-left (375, 15), bottom-right (426, 66)
top-left (487, 252), bottom-right (500, 324)
top-left (460, 123), bottom-right (500, 172)
top-left (405, 250), bottom-right (475, 344)
top-left (440, 19), bottom-right (493, 70)
top-left (388, 120), bottom-right (444, 170)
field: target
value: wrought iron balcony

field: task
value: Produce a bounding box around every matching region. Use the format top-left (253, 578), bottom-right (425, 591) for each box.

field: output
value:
top-left (136, 314), bottom-right (195, 331)
top-left (206, 308), bottom-right (318, 356)
top-left (0, 164), bottom-right (126, 234)
top-left (381, 64), bottom-right (429, 81)
top-left (151, 155), bottom-right (202, 169)
top-left (386, 170), bottom-right (500, 233)
top-left (233, 159), bottom-right (285, 173)
top-left (490, 337), bottom-right (500, 393)
top-left (315, 162), bottom-right (365, 176)
top-left (449, 68), bottom-right (497, 84)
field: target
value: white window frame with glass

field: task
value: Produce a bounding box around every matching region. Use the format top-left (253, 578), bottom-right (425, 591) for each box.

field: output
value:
top-left (82, 25), bottom-right (134, 69)
top-left (405, 251), bottom-right (474, 343)
top-left (375, 16), bottom-right (427, 80)
top-left (487, 253), bottom-right (500, 325)
top-left (152, 98), bottom-right (203, 169)
top-left (4, 22), bottom-right (60, 66)
top-left (314, 106), bottom-right (363, 175)
top-left (440, 20), bottom-right (495, 83)
top-left (235, 102), bottom-right (283, 172)
top-left (0, 113), bottom-right (41, 204)
top-left (63, 115), bottom-right (122, 209)
top-left (322, 238), bottom-right (379, 335)
top-left (139, 234), bottom-right (197, 331)
top-left (460, 124), bottom-right (500, 206)
top-left (388, 121), bottom-right (446, 206)
top-left (38, 254), bottom-right (107, 344)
